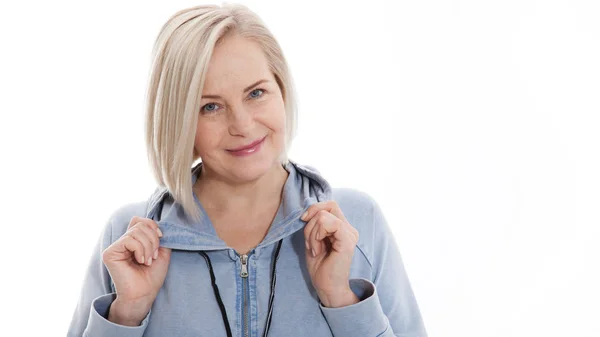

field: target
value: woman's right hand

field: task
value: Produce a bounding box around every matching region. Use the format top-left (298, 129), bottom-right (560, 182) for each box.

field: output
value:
top-left (101, 216), bottom-right (171, 326)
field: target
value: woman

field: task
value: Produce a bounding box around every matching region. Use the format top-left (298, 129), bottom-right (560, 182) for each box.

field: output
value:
top-left (67, 4), bottom-right (427, 337)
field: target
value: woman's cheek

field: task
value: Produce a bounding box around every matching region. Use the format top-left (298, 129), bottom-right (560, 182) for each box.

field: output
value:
top-left (269, 100), bottom-right (287, 131)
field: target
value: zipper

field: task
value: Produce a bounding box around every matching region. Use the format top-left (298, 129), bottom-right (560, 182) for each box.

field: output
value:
top-left (240, 254), bottom-right (250, 337)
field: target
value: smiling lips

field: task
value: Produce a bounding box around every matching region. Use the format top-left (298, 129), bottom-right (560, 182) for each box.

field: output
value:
top-left (226, 136), bottom-right (266, 156)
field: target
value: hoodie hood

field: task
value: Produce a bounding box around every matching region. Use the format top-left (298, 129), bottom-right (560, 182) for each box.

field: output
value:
top-left (144, 159), bottom-right (333, 251)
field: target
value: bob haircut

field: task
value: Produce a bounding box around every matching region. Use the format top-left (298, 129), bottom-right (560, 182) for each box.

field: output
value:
top-left (144, 3), bottom-right (298, 222)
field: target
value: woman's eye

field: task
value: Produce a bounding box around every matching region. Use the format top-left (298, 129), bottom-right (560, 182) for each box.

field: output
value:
top-left (201, 89), bottom-right (264, 113)
top-left (249, 88), bottom-right (264, 99)
top-left (201, 103), bottom-right (218, 113)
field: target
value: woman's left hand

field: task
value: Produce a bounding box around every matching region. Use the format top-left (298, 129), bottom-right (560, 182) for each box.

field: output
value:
top-left (302, 200), bottom-right (360, 308)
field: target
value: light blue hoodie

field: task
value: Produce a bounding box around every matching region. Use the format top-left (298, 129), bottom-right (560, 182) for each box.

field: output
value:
top-left (67, 160), bottom-right (427, 337)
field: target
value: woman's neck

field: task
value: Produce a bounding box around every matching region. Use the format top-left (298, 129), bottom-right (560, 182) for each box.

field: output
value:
top-left (193, 161), bottom-right (289, 216)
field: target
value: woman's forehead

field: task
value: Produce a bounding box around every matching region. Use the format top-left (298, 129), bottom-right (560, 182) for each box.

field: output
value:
top-left (203, 49), bottom-right (273, 94)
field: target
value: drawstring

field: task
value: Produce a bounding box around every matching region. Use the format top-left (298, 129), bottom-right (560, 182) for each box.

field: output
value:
top-left (198, 251), bottom-right (233, 337)
top-left (149, 181), bottom-right (284, 336)
top-left (263, 239), bottom-right (283, 336)
top-left (198, 239), bottom-right (283, 337)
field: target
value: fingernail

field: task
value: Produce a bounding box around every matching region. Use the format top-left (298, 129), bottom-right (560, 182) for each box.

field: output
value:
top-left (316, 232), bottom-right (320, 241)
top-left (305, 241), bottom-right (310, 250)
top-left (156, 228), bottom-right (163, 237)
top-left (301, 211), bottom-right (308, 220)
top-left (311, 248), bottom-right (316, 257)
top-left (154, 249), bottom-right (158, 260)
top-left (147, 257), bottom-right (153, 266)
top-left (141, 255), bottom-right (145, 264)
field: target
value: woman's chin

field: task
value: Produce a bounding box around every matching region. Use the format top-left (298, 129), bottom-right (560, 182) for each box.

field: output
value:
top-left (226, 154), bottom-right (277, 182)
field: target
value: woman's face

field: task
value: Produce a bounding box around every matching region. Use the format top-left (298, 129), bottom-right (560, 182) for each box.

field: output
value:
top-left (194, 34), bottom-right (286, 183)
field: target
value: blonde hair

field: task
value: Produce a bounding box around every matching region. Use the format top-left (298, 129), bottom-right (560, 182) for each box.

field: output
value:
top-left (145, 3), bottom-right (298, 222)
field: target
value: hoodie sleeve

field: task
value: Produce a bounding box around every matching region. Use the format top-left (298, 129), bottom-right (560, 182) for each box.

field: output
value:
top-left (66, 210), bottom-right (151, 337)
top-left (320, 193), bottom-right (428, 337)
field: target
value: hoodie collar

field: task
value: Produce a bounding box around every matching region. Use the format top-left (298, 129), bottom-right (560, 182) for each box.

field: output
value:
top-left (145, 159), bottom-right (333, 251)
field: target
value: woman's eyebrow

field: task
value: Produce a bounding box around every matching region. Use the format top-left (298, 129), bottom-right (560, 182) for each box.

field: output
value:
top-left (202, 79), bottom-right (269, 99)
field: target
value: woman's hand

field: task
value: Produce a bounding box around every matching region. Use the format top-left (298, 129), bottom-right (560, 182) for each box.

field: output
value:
top-left (302, 201), bottom-right (360, 308)
top-left (101, 216), bottom-right (171, 326)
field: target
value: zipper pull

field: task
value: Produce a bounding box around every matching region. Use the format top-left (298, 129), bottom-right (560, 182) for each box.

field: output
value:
top-left (240, 254), bottom-right (249, 278)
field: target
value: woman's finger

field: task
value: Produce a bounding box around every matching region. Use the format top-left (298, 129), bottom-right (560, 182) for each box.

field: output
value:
top-left (301, 201), bottom-right (348, 224)
top-left (129, 216), bottom-right (163, 238)
top-left (125, 227), bottom-right (154, 266)
top-left (134, 222), bottom-right (161, 262)
top-left (308, 212), bottom-right (323, 256)
top-left (106, 234), bottom-right (145, 265)
top-left (349, 227), bottom-right (359, 243)
top-left (308, 210), bottom-right (329, 256)
top-left (312, 211), bottom-right (343, 255)
top-left (335, 227), bottom-right (358, 253)
top-left (305, 213), bottom-right (321, 257)
top-left (303, 211), bottom-right (319, 251)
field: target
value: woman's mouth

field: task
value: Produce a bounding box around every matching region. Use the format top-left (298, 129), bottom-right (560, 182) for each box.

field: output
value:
top-left (226, 136), bottom-right (266, 156)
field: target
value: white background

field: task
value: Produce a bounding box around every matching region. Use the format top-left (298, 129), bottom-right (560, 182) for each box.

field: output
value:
top-left (1, 0), bottom-right (598, 336)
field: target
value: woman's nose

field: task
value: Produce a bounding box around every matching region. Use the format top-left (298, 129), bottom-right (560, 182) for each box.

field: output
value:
top-left (227, 105), bottom-right (254, 135)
